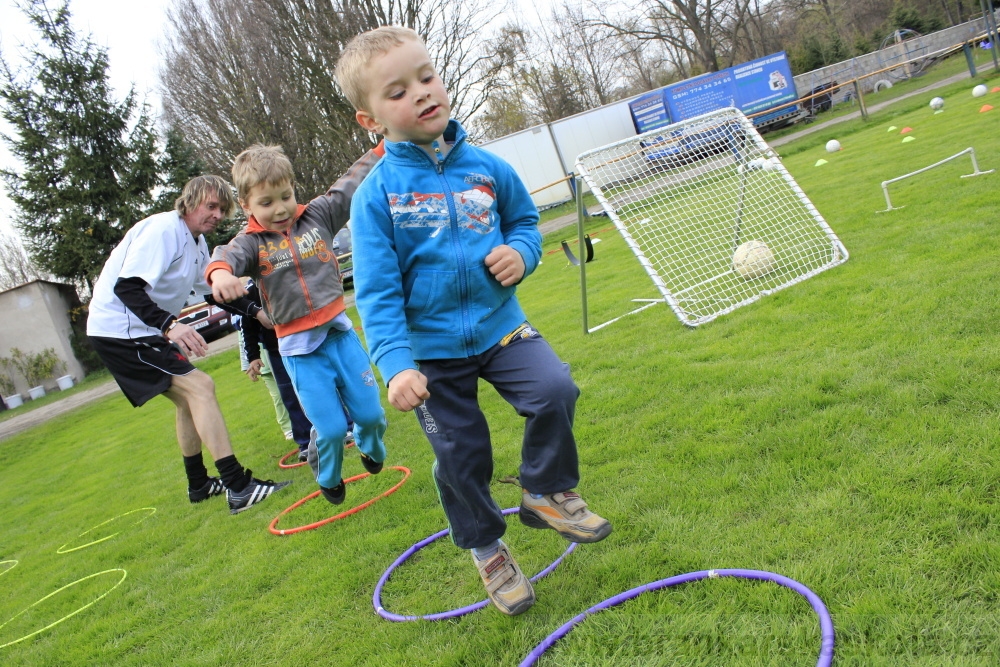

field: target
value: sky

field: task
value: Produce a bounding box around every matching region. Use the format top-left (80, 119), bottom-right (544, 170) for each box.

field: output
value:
top-left (0, 0), bottom-right (173, 235)
top-left (0, 0), bottom-right (557, 238)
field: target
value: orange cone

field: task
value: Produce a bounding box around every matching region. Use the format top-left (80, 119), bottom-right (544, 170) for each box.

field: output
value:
top-left (900, 127), bottom-right (913, 133)
top-left (981, 105), bottom-right (994, 113)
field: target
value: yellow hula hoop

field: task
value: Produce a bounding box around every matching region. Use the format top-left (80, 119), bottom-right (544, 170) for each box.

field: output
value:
top-left (0, 569), bottom-right (127, 649)
top-left (0, 560), bottom-right (18, 577)
top-left (56, 507), bottom-right (156, 554)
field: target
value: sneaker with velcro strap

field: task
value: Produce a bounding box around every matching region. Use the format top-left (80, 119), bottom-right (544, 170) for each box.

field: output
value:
top-left (472, 542), bottom-right (535, 616)
top-left (188, 477), bottom-right (224, 504)
top-left (227, 472), bottom-right (291, 515)
top-left (320, 481), bottom-right (346, 505)
top-left (360, 453), bottom-right (383, 475)
top-left (519, 490), bottom-right (612, 543)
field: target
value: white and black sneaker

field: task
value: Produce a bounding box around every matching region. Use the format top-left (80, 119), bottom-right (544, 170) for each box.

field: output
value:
top-left (227, 472), bottom-right (291, 515)
top-left (189, 477), bottom-right (225, 503)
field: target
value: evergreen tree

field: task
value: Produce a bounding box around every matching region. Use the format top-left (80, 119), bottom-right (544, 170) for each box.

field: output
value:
top-left (154, 126), bottom-right (243, 251)
top-left (0, 0), bottom-right (159, 292)
top-left (154, 126), bottom-right (207, 214)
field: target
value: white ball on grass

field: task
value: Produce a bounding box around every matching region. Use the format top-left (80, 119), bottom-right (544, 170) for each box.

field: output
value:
top-left (739, 157), bottom-right (780, 174)
top-left (972, 84), bottom-right (988, 98)
top-left (825, 139), bottom-right (841, 153)
top-left (929, 97), bottom-right (944, 110)
top-left (733, 240), bottom-right (775, 279)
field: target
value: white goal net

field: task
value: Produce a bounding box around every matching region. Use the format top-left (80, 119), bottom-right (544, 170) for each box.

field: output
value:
top-left (575, 107), bottom-right (848, 328)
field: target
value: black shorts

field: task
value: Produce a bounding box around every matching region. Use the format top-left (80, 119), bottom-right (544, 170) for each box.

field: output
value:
top-left (88, 335), bottom-right (196, 407)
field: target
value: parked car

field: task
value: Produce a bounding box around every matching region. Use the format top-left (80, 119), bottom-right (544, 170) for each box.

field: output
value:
top-left (805, 81), bottom-right (839, 115)
top-left (642, 120), bottom-right (747, 168)
top-left (178, 297), bottom-right (234, 342)
top-left (333, 224), bottom-right (353, 287)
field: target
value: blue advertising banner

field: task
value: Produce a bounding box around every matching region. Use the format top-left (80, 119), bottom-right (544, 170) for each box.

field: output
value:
top-left (731, 52), bottom-right (797, 115)
top-left (629, 51), bottom-right (798, 133)
top-left (665, 70), bottom-right (736, 121)
top-left (628, 91), bottom-right (671, 133)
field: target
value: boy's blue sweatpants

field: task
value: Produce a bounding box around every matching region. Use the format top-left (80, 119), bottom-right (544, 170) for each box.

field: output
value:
top-left (283, 328), bottom-right (387, 489)
top-left (414, 326), bottom-right (580, 550)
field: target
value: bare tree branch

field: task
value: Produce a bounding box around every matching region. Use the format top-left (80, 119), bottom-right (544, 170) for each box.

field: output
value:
top-left (159, 0), bottom-right (508, 198)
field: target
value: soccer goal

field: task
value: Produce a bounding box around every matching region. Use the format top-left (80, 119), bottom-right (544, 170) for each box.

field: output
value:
top-left (574, 106), bottom-right (848, 330)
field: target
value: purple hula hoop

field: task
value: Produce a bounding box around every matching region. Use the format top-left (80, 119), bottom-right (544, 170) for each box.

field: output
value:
top-left (519, 568), bottom-right (834, 667)
top-left (374, 507), bottom-right (577, 621)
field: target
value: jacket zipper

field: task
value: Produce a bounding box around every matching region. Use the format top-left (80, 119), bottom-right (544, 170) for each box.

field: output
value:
top-left (432, 141), bottom-right (474, 353)
top-left (286, 230), bottom-right (318, 318)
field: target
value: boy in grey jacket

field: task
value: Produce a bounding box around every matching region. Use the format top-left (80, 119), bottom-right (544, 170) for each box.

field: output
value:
top-left (208, 144), bottom-right (386, 505)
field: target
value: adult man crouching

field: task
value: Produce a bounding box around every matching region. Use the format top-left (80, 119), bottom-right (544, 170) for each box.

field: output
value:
top-left (87, 175), bottom-right (290, 514)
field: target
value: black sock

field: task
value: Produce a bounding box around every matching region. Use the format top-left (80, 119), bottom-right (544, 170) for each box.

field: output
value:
top-left (214, 455), bottom-right (249, 492)
top-left (183, 453), bottom-right (210, 490)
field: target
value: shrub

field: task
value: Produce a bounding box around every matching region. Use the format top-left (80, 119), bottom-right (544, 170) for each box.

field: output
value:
top-left (9, 347), bottom-right (65, 388)
top-left (0, 362), bottom-right (15, 397)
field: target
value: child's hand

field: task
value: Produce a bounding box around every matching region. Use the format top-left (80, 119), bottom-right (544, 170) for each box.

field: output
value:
top-left (485, 245), bottom-right (525, 287)
top-left (210, 270), bottom-right (247, 302)
top-left (245, 359), bottom-right (264, 382)
top-left (387, 369), bottom-right (430, 412)
top-left (255, 309), bottom-right (274, 330)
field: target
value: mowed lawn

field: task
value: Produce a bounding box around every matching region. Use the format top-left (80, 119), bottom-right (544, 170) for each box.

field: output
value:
top-left (2, 71), bottom-right (999, 666)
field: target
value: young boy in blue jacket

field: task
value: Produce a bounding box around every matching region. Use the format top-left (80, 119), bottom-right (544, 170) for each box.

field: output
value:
top-left (337, 26), bottom-right (612, 616)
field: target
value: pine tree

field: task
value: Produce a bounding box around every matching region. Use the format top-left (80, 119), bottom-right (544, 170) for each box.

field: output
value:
top-left (0, 0), bottom-right (159, 292)
top-left (154, 126), bottom-right (207, 214)
top-left (154, 126), bottom-right (243, 251)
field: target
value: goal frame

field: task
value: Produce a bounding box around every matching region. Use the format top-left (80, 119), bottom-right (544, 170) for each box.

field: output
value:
top-left (573, 106), bottom-right (849, 332)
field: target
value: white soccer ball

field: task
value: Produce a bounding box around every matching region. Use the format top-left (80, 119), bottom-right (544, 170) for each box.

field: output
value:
top-left (973, 84), bottom-right (988, 98)
top-left (825, 139), bottom-right (841, 153)
top-left (929, 97), bottom-right (944, 110)
top-left (733, 240), bottom-right (775, 279)
top-left (739, 157), bottom-right (780, 174)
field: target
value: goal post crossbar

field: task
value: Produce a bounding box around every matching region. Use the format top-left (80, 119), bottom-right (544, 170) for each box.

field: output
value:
top-left (877, 147), bottom-right (994, 213)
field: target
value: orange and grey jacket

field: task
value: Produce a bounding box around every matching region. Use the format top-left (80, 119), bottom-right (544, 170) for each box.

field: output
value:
top-left (206, 144), bottom-right (383, 338)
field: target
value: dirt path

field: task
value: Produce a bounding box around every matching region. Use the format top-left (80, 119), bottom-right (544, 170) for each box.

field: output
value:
top-left (0, 333), bottom-right (240, 441)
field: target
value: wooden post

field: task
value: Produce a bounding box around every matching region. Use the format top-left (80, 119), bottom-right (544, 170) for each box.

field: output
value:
top-left (853, 79), bottom-right (868, 120)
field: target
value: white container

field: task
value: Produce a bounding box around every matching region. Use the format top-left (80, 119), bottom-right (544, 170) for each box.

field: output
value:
top-left (56, 375), bottom-right (74, 391)
top-left (28, 386), bottom-right (46, 400)
top-left (4, 394), bottom-right (23, 409)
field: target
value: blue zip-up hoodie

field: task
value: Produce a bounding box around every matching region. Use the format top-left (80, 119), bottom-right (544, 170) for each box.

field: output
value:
top-left (352, 120), bottom-right (542, 385)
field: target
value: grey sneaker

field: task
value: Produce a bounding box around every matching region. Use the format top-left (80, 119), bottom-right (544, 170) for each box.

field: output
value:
top-left (227, 472), bottom-right (291, 515)
top-left (519, 490), bottom-right (612, 543)
top-left (472, 542), bottom-right (535, 616)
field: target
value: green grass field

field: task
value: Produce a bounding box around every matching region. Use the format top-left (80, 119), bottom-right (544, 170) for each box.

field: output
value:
top-left (2, 71), bottom-right (1000, 666)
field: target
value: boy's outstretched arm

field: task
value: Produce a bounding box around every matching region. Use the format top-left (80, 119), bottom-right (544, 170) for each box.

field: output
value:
top-left (312, 142), bottom-right (385, 234)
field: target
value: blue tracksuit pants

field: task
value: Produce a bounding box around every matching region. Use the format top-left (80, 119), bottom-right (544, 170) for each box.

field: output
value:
top-left (414, 325), bottom-right (580, 549)
top-left (282, 328), bottom-right (387, 489)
